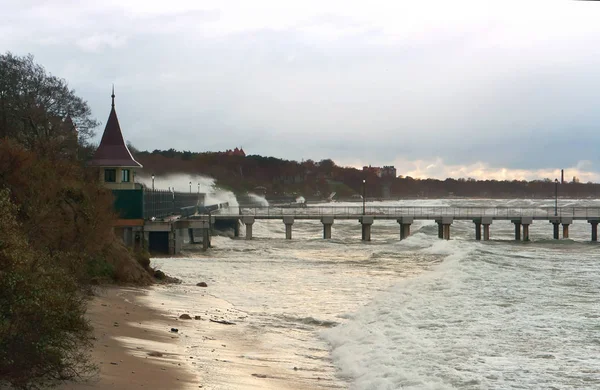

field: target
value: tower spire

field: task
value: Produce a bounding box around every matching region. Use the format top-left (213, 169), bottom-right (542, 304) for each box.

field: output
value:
top-left (111, 84), bottom-right (115, 108)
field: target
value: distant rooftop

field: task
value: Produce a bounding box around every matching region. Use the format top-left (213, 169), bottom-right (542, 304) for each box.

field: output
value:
top-left (89, 88), bottom-right (142, 168)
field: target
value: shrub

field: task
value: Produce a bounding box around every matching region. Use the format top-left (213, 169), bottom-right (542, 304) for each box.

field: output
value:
top-left (0, 189), bottom-right (95, 389)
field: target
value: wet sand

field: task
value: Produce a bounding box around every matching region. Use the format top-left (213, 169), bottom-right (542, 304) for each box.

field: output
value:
top-left (60, 284), bottom-right (322, 390)
top-left (58, 287), bottom-right (197, 390)
top-left (140, 285), bottom-right (323, 390)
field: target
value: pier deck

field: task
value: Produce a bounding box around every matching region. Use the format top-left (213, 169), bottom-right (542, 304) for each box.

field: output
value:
top-left (213, 206), bottom-right (600, 220)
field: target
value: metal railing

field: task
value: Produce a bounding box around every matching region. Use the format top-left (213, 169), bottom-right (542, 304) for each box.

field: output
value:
top-left (214, 206), bottom-right (600, 219)
top-left (143, 190), bottom-right (202, 219)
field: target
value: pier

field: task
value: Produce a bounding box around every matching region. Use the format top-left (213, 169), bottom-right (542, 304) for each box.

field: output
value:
top-left (212, 206), bottom-right (600, 243)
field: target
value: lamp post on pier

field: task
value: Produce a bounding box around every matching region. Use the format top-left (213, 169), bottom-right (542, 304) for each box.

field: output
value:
top-left (554, 178), bottom-right (559, 216)
top-left (189, 181), bottom-right (192, 194)
top-left (362, 179), bottom-right (366, 215)
top-left (151, 174), bottom-right (155, 191)
top-left (197, 183), bottom-right (200, 194)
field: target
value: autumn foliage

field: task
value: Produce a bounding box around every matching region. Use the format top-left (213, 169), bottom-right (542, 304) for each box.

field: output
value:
top-left (0, 53), bottom-right (154, 389)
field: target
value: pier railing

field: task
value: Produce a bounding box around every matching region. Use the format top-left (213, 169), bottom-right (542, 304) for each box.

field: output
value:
top-left (143, 190), bottom-right (203, 219)
top-left (214, 206), bottom-right (600, 220)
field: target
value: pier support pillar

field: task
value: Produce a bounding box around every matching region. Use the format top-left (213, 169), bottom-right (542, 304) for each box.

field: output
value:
top-left (436, 217), bottom-right (453, 240)
top-left (202, 228), bottom-right (210, 250)
top-left (321, 216), bottom-right (334, 239)
top-left (169, 228), bottom-right (184, 254)
top-left (480, 217), bottom-right (492, 241)
top-left (522, 224), bottom-right (530, 242)
top-left (513, 222), bottom-right (521, 241)
top-left (188, 228), bottom-right (195, 244)
top-left (474, 222), bottom-right (481, 241)
top-left (443, 224), bottom-right (451, 240)
top-left (589, 220), bottom-right (599, 242)
top-left (283, 216), bottom-right (294, 240)
top-left (360, 216), bottom-right (374, 242)
top-left (552, 223), bottom-right (560, 239)
top-left (560, 217), bottom-right (572, 239)
top-left (397, 217), bottom-right (413, 240)
top-left (234, 221), bottom-right (240, 238)
top-left (483, 224), bottom-right (490, 241)
top-left (562, 224), bottom-right (569, 239)
top-left (513, 217), bottom-right (532, 242)
top-left (243, 216), bottom-right (255, 240)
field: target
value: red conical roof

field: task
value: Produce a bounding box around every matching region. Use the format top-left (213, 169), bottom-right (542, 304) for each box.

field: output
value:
top-left (89, 89), bottom-right (142, 168)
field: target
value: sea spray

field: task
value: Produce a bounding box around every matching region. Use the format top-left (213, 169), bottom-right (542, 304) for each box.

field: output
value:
top-left (247, 193), bottom-right (269, 207)
top-left (137, 173), bottom-right (239, 208)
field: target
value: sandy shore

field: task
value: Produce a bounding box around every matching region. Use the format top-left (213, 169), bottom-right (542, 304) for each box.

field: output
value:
top-left (58, 286), bottom-right (197, 390)
top-left (59, 283), bottom-right (326, 390)
top-left (139, 285), bottom-right (326, 390)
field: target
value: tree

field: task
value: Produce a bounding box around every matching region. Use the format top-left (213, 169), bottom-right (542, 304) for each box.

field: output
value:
top-left (0, 52), bottom-right (98, 153)
top-left (0, 188), bottom-right (95, 389)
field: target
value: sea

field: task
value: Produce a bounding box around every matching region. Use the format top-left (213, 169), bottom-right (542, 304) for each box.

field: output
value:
top-left (146, 199), bottom-right (600, 390)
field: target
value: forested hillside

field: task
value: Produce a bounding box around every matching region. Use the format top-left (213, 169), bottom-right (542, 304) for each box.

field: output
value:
top-left (136, 148), bottom-right (600, 199)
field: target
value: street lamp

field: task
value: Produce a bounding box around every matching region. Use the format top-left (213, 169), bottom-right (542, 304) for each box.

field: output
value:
top-left (554, 178), bottom-right (559, 216)
top-left (189, 181), bottom-right (192, 193)
top-left (151, 174), bottom-right (155, 191)
top-left (362, 179), bottom-right (366, 215)
top-left (197, 183), bottom-right (200, 194)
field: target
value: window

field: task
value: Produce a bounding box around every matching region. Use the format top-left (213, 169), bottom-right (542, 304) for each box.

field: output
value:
top-left (121, 169), bottom-right (130, 183)
top-left (104, 169), bottom-right (116, 182)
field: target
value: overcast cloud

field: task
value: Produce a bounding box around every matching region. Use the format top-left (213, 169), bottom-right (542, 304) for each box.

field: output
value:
top-left (2, 0), bottom-right (600, 181)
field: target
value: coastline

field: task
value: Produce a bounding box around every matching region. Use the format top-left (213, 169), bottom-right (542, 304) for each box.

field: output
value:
top-left (58, 286), bottom-right (197, 390)
top-left (59, 283), bottom-right (319, 390)
top-left (140, 283), bottom-right (322, 390)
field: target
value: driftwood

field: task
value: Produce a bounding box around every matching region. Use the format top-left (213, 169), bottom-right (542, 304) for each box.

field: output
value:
top-left (209, 319), bottom-right (236, 325)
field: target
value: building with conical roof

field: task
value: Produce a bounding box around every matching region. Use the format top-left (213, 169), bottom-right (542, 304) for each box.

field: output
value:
top-left (89, 87), bottom-right (142, 189)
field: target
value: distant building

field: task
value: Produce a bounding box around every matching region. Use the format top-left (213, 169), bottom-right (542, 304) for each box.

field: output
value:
top-left (381, 166), bottom-right (397, 178)
top-left (363, 165), bottom-right (382, 177)
top-left (363, 165), bottom-right (397, 179)
top-left (223, 147), bottom-right (246, 157)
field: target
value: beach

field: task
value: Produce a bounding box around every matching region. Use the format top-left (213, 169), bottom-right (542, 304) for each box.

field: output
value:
top-left (58, 287), bottom-right (197, 390)
top-left (60, 284), bottom-right (311, 390)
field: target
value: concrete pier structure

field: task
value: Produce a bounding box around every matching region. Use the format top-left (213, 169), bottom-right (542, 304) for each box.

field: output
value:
top-left (321, 216), bottom-right (334, 239)
top-left (522, 223), bottom-right (530, 242)
top-left (436, 217), bottom-right (453, 240)
top-left (552, 222), bottom-right (560, 239)
top-left (561, 217), bottom-right (572, 239)
top-left (513, 221), bottom-right (521, 241)
top-left (283, 216), bottom-right (294, 239)
top-left (483, 223), bottom-right (490, 241)
top-left (589, 219), bottom-right (599, 242)
top-left (472, 217), bottom-right (492, 241)
top-left (360, 216), bottom-right (374, 241)
top-left (243, 216), bottom-right (255, 240)
top-left (512, 217), bottom-right (532, 241)
top-left (202, 228), bottom-right (210, 250)
top-left (397, 217), bottom-right (413, 240)
top-left (127, 206), bottom-right (600, 255)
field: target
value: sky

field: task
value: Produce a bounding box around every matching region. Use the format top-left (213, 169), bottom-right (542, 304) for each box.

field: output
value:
top-left (2, 0), bottom-right (600, 181)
